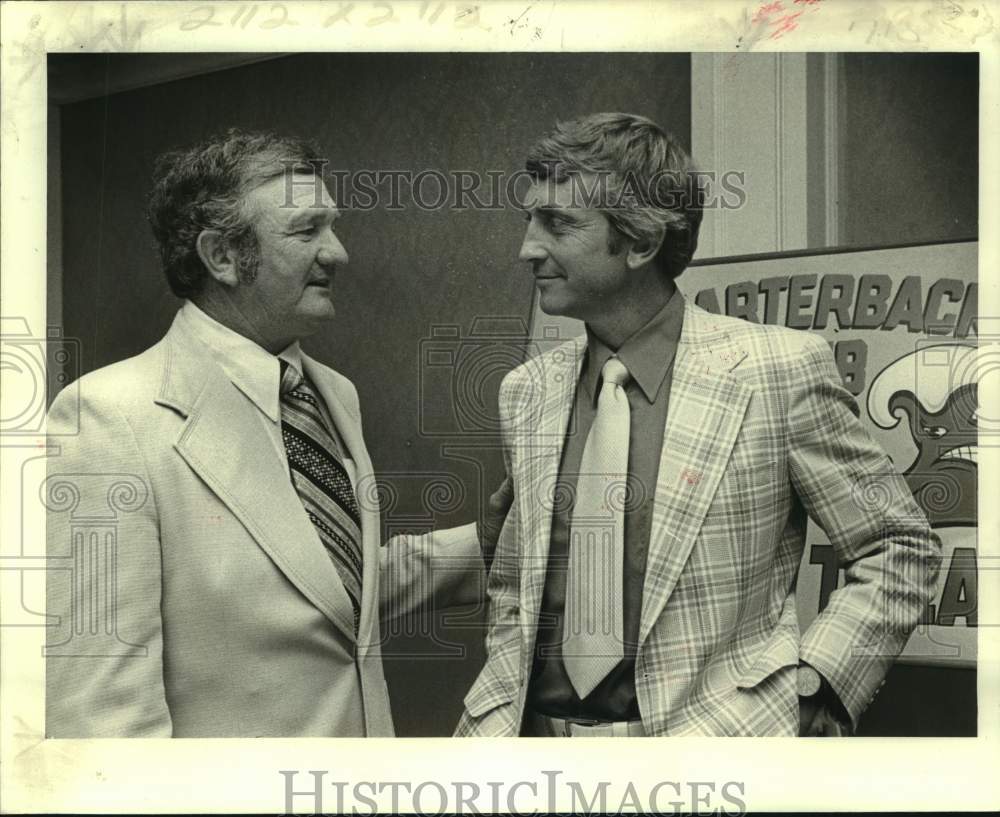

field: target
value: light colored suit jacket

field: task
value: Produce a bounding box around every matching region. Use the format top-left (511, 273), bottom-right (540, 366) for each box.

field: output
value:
top-left (455, 302), bottom-right (941, 737)
top-left (45, 310), bottom-right (481, 738)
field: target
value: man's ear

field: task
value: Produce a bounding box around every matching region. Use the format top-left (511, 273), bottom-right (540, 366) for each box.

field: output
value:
top-left (196, 230), bottom-right (240, 288)
top-left (625, 226), bottom-right (666, 271)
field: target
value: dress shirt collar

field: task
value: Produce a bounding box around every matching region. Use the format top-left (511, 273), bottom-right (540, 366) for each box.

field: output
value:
top-left (582, 289), bottom-right (685, 405)
top-left (178, 300), bottom-right (303, 423)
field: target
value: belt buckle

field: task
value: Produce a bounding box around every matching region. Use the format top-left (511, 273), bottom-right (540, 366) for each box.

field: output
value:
top-left (566, 717), bottom-right (606, 737)
top-left (570, 718), bottom-right (643, 737)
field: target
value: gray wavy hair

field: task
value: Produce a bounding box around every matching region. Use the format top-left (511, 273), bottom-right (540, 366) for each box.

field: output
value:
top-left (146, 129), bottom-right (323, 297)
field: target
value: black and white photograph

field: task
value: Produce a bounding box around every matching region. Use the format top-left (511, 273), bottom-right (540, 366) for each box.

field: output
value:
top-left (1, 1), bottom-right (997, 813)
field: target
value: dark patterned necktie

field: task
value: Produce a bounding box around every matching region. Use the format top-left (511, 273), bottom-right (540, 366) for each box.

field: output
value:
top-left (279, 360), bottom-right (362, 634)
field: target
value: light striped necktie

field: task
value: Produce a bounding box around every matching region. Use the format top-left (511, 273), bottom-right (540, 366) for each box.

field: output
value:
top-left (563, 356), bottom-right (631, 700)
top-left (279, 360), bottom-right (363, 635)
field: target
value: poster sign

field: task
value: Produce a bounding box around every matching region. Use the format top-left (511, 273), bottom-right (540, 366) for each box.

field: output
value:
top-left (680, 241), bottom-right (979, 667)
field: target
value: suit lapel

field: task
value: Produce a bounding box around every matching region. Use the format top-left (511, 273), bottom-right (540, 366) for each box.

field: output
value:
top-left (157, 318), bottom-right (358, 643)
top-left (301, 355), bottom-right (382, 658)
top-left (638, 306), bottom-right (753, 647)
top-left (510, 338), bottom-right (586, 638)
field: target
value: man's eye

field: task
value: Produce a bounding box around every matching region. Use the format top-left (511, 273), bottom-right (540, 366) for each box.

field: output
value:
top-left (523, 212), bottom-right (567, 233)
top-left (293, 227), bottom-right (316, 236)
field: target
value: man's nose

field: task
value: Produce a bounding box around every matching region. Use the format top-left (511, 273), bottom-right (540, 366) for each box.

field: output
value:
top-left (317, 231), bottom-right (349, 267)
top-left (518, 221), bottom-right (546, 263)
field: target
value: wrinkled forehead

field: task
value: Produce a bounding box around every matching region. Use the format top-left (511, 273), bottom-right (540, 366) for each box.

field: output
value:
top-left (247, 172), bottom-right (338, 220)
top-left (522, 172), bottom-right (607, 212)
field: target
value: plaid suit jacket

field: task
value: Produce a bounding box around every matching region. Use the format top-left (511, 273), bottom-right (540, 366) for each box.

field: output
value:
top-left (455, 301), bottom-right (941, 737)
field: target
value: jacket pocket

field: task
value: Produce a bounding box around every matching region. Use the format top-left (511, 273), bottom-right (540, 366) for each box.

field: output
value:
top-left (735, 629), bottom-right (801, 689)
top-left (732, 460), bottom-right (779, 514)
top-left (704, 461), bottom-right (779, 522)
top-left (463, 657), bottom-right (518, 718)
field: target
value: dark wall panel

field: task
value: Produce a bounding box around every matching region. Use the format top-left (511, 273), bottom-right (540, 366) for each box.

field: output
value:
top-left (857, 664), bottom-right (976, 737)
top-left (57, 52), bottom-right (691, 735)
top-left (841, 52), bottom-right (978, 247)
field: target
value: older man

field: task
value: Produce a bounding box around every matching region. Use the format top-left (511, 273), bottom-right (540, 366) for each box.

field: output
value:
top-left (45, 130), bottom-right (496, 738)
top-left (456, 113), bottom-right (941, 738)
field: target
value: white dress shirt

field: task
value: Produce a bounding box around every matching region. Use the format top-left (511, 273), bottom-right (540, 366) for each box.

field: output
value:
top-left (178, 301), bottom-right (356, 486)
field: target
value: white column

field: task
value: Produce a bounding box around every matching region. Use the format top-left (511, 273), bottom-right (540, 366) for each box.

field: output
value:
top-left (691, 53), bottom-right (810, 260)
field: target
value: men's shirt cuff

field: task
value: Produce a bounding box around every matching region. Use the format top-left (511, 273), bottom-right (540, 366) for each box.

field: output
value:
top-left (800, 662), bottom-right (853, 733)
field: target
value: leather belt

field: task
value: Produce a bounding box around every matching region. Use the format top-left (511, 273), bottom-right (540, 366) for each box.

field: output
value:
top-left (526, 709), bottom-right (646, 737)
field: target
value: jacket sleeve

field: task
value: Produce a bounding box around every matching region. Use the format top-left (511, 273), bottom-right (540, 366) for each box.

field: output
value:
top-left (45, 383), bottom-right (173, 737)
top-left (319, 367), bottom-right (486, 622)
top-left (790, 333), bottom-right (942, 730)
top-left (378, 522), bottom-right (483, 622)
top-left (453, 375), bottom-right (524, 735)
top-left (479, 448), bottom-right (522, 671)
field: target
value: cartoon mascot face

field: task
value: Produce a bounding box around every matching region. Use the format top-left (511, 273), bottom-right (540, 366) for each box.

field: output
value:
top-left (867, 344), bottom-right (979, 527)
